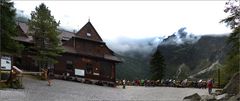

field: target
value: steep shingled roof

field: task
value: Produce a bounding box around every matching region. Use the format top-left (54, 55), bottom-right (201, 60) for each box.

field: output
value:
top-left (18, 22), bottom-right (29, 34)
top-left (16, 21), bottom-right (75, 42)
top-left (58, 29), bottom-right (75, 41)
top-left (15, 21), bottom-right (121, 62)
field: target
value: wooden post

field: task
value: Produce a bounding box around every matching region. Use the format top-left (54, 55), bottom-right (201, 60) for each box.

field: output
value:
top-left (218, 68), bottom-right (220, 88)
top-left (0, 69), bottom-right (1, 81)
top-left (0, 55), bottom-right (2, 81)
top-left (9, 56), bottom-right (13, 87)
top-left (0, 44), bottom-right (1, 81)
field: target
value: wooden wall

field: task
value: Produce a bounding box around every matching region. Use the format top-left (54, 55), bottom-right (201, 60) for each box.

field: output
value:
top-left (54, 53), bottom-right (116, 82)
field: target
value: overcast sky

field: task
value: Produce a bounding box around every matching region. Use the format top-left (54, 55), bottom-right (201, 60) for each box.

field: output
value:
top-left (14, 1), bottom-right (232, 41)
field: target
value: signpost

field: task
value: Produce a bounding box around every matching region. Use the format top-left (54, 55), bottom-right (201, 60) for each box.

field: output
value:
top-left (0, 56), bottom-right (12, 81)
top-left (1, 56), bottom-right (12, 70)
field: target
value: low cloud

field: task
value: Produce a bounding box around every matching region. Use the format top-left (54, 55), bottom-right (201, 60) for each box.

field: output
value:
top-left (106, 36), bottom-right (164, 58)
top-left (160, 27), bottom-right (201, 45)
top-left (106, 27), bottom-right (202, 59)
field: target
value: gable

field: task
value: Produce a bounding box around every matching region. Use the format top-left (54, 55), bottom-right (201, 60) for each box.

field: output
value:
top-left (14, 23), bottom-right (34, 43)
top-left (17, 22), bottom-right (29, 34)
top-left (75, 22), bottom-right (103, 42)
top-left (16, 22), bottom-right (29, 38)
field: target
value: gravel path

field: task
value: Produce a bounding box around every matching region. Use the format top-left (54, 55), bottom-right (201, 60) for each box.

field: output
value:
top-left (0, 76), bottom-right (208, 101)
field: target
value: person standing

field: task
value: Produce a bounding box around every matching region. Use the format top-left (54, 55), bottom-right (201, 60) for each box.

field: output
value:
top-left (47, 68), bottom-right (52, 86)
top-left (122, 79), bottom-right (126, 89)
top-left (42, 68), bottom-right (52, 86)
top-left (207, 78), bottom-right (213, 94)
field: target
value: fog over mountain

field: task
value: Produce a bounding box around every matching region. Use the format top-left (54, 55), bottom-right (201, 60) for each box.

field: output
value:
top-left (106, 37), bottom-right (164, 58)
top-left (106, 27), bottom-right (202, 59)
top-left (109, 27), bottom-right (230, 80)
top-left (160, 27), bottom-right (201, 45)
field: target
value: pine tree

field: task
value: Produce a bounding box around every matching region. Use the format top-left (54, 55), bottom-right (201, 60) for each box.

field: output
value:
top-left (150, 50), bottom-right (166, 80)
top-left (220, 0), bottom-right (240, 57)
top-left (219, 0), bottom-right (240, 86)
top-left (0, 0), bottom-right (23, 55)
top-left (28, 3), bottom-right (62, 70)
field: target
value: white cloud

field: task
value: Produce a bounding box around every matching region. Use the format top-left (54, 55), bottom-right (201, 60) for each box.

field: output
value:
top-left (13, 1), bottom-right (232, 41)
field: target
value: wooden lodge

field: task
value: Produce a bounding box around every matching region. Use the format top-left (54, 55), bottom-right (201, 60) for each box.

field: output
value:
top-left (14, 21), bottom-right (121, 84)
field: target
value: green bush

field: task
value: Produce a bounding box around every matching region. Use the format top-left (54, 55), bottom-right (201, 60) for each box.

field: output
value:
top-left (214, 55), bottom-right (240, 88)
top-left (10, 79), bottom-right (24, 89)
top-left (0, 82), bottom-right (9, 89)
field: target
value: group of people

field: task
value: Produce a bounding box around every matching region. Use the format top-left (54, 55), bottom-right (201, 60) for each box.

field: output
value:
top-left (117, 78), bottom-right (214, 94)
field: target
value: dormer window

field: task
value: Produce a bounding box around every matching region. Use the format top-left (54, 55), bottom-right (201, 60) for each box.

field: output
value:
top-left (87, 33), bottom-right (91, 37)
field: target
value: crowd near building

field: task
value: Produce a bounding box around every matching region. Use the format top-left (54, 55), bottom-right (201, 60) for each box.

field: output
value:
top-left (116, 79), bottom-right (210, 88)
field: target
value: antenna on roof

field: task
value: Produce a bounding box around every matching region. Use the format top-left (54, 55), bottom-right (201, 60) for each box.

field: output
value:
top-left (88, 17), bottom-right (90, 22)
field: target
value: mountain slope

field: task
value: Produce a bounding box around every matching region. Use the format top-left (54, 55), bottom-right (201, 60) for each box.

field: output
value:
top-left (157, 35), bottom-right (229, 79)
top-left (116, 54), bottom-right (150, 80)
top-left (116, 34), bottom-right (229, 80)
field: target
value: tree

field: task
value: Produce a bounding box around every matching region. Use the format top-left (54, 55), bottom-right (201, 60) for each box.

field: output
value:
top-left (150, 50), bottom-right (166, 80)
top-left (28, 3), bottom-right (62, 70)
top-left (219, 0), bottom-right (240, 86)
top-left (220, 0), bottom-right (240, 57)
top-left (0, 0), bottom-right (24, 87)
top-left (0, 0), bottom-right (23, 55)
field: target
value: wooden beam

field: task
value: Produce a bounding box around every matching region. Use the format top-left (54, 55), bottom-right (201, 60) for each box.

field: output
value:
top-left (0, 80), bottom-right (7, 83)
top-left (22, 72), bottom-right (43, 75)
top-left (0, 71), bottom-right (11, 73)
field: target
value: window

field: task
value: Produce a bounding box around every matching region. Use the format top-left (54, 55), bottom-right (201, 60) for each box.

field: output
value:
top-left (66, 61), bottom-right (74, 70)
top-left (86, 33), bottom-right (91, 37)
top-left (86, 63), bottom-right (93, 74)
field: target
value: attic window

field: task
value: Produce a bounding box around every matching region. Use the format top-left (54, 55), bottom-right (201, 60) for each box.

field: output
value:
top-left (87, 33), bottom-right (91, 37)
